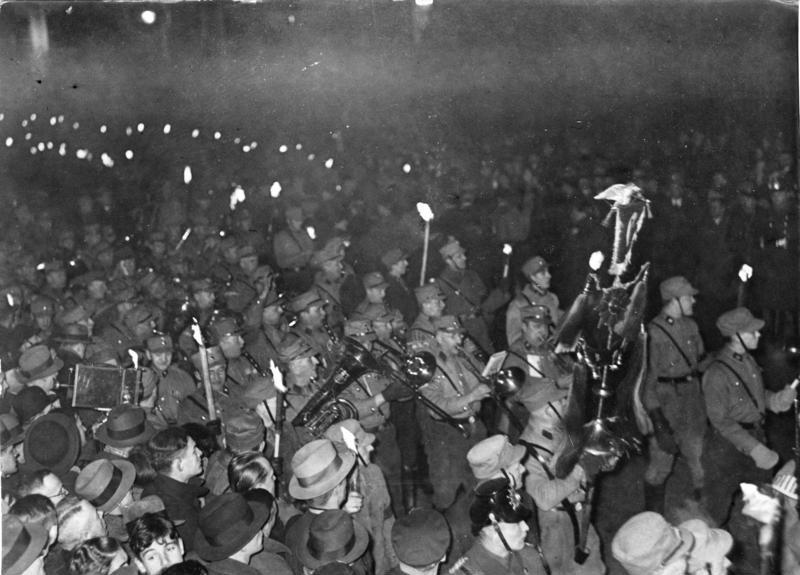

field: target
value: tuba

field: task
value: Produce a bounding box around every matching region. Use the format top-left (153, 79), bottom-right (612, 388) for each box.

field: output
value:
top-left (292, 337), bottom-right (381, 436)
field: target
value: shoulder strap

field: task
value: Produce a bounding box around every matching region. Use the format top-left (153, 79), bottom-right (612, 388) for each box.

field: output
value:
top-left (711, 358), bottom-right (760, 411)
top-left (650, 319), bottom-right (694, 371)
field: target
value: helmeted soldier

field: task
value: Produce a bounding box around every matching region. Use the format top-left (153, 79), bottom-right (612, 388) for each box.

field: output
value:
top-left (506, 256), bottom-right (562, 348)
top-left (642, 276), bottom-right (707, 514)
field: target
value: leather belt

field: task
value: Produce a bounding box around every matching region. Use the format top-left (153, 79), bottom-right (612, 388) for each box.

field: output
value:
top-left (657, 373), bottom-right (699, 384)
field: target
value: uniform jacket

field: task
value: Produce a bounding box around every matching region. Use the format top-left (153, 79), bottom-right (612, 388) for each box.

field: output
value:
top-left (420, 351), bottom-right (484, 419)
top-left (506, 285), bottom-right (561, 347)
top-left (453, 541), bottom-right (546, 575)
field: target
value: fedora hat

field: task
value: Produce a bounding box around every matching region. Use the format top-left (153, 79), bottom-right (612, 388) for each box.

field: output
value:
top-left (23, 412), bottom-right (81, 477)
top-left (193, 492), bottom-right (270, 561)
top-left (2, 515), bottom-right (48, 575)
top-left (17, 345), bottom-right (63, 384)
top-left (0, 412), bottom-right (25, 448)
top-left (95, 404), bottom-right (156, 448)
top-left (12, 386), bottom-right (59, 425)
top-left (75, 458), bottom-right (136, 512)
top-left (296, 510), bottom-right (369, 570)
top-left (288, 439), bottom-right (356, 500)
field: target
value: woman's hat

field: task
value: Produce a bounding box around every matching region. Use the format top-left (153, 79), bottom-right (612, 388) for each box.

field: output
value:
top-left (16, 345), bottom-right (63, 384)
top-left (193, 492), bottom-right (270, 561)
top-left (288, 439), bottom-right (356, 500)
top-left (95, 404), bottom-right (156, 448)
top-left (2, 515), bottom-right (48, 575)
top-left (296, 510), bottom-right (369, 570)
top-left (22, 412), bottom-right (81, 476)
top-left (75, 458), bottom-right (136, 512)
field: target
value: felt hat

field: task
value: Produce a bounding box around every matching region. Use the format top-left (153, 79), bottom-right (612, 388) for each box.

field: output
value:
top-left (95, 404), bottom-right (156, 448)
top-left (52, 323), bottom-right (93, 344)
top-left (381, 248), bottom-right (407, 269)
top-left (2, 515), bottom-right (48, 575)
top-left (12, 387), bottom-right (59, 424)
top-left (75, 458), bottom-right (136, 512)
top-left (716, 307), bottom-right (765, 337)
top-left (392, 509), bottom-right (451, 568)
top-left (190, 346), bottom-right (226, 371)
top-left (193, 492), bottom-right (270, 562)
top-left (0, 412), bottom-right (25, 448)
top-left (469, 477), bottom-right (532, 535)
top-left (432, 315), bottom-right (464, 334)
top-left (522, 256), bottom-right (549, 277)
top-left (296, 510), bottom-right (370, 570)
top-left (362, 272), bottom-right (388, 290)
top-left (121, 495), bottom-right (185, 529)
top-left (660, 276), bottom-right (699, 301)
top-left (414, 284), bottom-right (444, 305)
top-left (23, 412), bottom-right (81, 476)
top-left (146, 334), bottom-right (173, 353)
top-left (288, 439), bottom-right (356, 500)
top-left (611, 512), bottom-right (695, 575)
top-left (467, 435), bottom-right (526, 480)
top-left (17, 345), bottom-right (63, 383)
top-left (520, 305), bottom-right (551, 325)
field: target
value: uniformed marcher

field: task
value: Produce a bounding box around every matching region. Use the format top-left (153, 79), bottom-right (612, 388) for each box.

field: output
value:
top-left (382, 248), bottom-right (417, 327)
top-left (273, 206), bottom-right (315, 291)
top-left (144, 333), bottom-right (196, 427)
top-left (389, 509), bottom-right (450, 575)
top-left (642, 276), bottom-right (707, 513)
top-left (451, 477), bottom-right (545, 575)
top-left (287, 289), bottom-right (339, 370)
top-left (506, 256), bottom-right (562, 348)
top-left (408, 284), bottom-right (446, 354)
top-left (702, 307), bottom-right (796, 526)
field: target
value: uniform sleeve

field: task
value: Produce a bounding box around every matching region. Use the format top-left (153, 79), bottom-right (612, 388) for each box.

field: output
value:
top-left (643, 325), bottom-right (668, 411)
top-left (420, 371), bottom-right (470, 417)
top-left (506, 298), bottom-right (523, 348)
top-left (703, 365), bottom-right (760, 454)
top-left (524, 457), bottom-right (582, 511)
top-left (340, 374), bottom-right (385, 419)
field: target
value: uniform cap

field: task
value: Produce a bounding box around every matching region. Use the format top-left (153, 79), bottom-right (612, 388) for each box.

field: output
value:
top-left (279, 336), bottom-right (316, 363)
top-left (238, 245), bottom-right (257, 259)
top-left (191, 346), bottom-right (226, 370)
top-left (415, 283), bottom-right (445, 305)
top-left (208, 317), bottom-right (241, 342)
top-left (225, 410), bottom-right (266, 453)
top-left (522, 256), bottom-right (549, 277)
top-left (362, 271), bottom-right (389, 290)
top-left (611, 512), bottom-right (695, 575)
top-left (680, 518), bottom-right (733, 573)
top-left (467, 435), bottom-right (526, 480)
top-left (392, 509), bottom-right (451, 568)
top-left (469, 477), bottom-right (532, 535)
top-left (290, 290), bottom-right (324, 314)
top-left (520, 305), bottom-right (551, 325)
top-left (432, 315), bottom-right (464, 334)
top-left (146, 334), bottom-right (173, 353)
top-left (439, 238), bottom-right (464, 260)
top-left (30, 297), bottom-right (56, 317)
top-left (343, 319), bottom-right (375, 340)
top-left (716, 307), bottom-right (765, 337)
top-left (381, 248), bottom-right (407, 269)
top-left (660, 276), bottom-right (699, 301)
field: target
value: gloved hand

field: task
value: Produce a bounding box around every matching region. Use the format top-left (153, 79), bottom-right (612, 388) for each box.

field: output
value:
top-left (768, 385), bottom-right (797, 413)
top-left (649, 409), bottom-right (679, 455)
top-left (750, 443), bottom-right (779, 470)
top-left (382, 380), bottom-right (416, 402)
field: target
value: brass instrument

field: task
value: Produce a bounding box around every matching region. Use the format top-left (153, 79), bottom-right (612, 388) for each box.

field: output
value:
top-left (457, 348), bottom-right (526, 430)
top-left (292, 337), bottom-right (380, 436)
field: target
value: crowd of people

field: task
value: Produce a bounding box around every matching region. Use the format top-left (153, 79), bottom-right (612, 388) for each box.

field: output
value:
top-left (1, 106), bottom-right (799, 575)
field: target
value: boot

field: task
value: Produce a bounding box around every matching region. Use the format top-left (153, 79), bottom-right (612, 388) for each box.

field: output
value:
top-left (644, 482), bottom-right (666, 515)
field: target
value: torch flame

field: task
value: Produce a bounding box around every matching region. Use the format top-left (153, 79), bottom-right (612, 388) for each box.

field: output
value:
top-left (184, 166), bottom-right (192, 185)
top-left (340, 427), bottom-right (359, 454)
top-left (128, 349), bottom-right (139, 370)
top-left (416, 202), bottom-right (434, 222)
top-left (739, 264), bottom-right (753, 283)
top-left (502, 243), bottom-right (513, 255)
top-left (589, 251), bottom-right (605, 271)
top-left (229, 186), bottom-right (246, 211)
top-left (181, 228), bottom-right (192, 242)
top-left (270, 360), bottom-right (287, 393)
top-left (270, 181), bottom-right (282, 198)
top-left (191, 321), bottom-right (204, 347)
top-left (306, 226), bottom-right (316, 240)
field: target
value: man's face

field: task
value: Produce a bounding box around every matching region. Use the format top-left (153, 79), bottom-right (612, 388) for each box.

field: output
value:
top-left (261, 305), bottom-right (283, 327)
top-left (219, 334), bottom-right (244, 359)
top-left (46, 270), bottom-right (67, 290)
top-left (36, 472), bottom-right (67, 504)
top-left (136, 537), bottom-right (184, 575)
top-left (437, 331), bottom-right (463, 354)
top-left (677, 295), bottom-right (695, 317)
top-left (301, 305), bottom-right (325, 329)
top-left (31, 373), bottom-right (57, 395)
top-left (390, 259), bottom-right (408, 278)
top-left (421, 298), bottom-right (445, 318)
top-left (193, 290), bottom-right (215, 310)
top-left (522, 321), bottom-right (549, 348)
top-left (0, 445), bottom-right (18, 476)
top-left (495, 520), bottom-right (529, 551)
top-left (178, 437), bottom-right (203, 478)
top-left (208, 365), bottom-right (227, 389)
top-left (740, 330), bottom-right (761, 350)
top-left (289, 357), bottom-right (318, 388)
top-left (530, 269), bottom-right (551, 290)
top-left (240, 256), bottom-right (259, 274)
top-left (365, 286), bottom-right (386, 304)
top-left (448, 252), bottom-right (467, 271)
top-left (87, 280), bottom-right (108, 300)
top-left (149, 350), bottom-right (173, 372)
top-left (321, 259), bottom-right (344, 280)
top-left (34, 314), bottom-right (53, 331)
top-left (75, 500), bottom-right (107, 541)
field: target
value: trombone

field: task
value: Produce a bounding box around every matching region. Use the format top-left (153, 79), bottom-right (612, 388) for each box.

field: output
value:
top-left (456, 347), bottom-right (526, 431)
